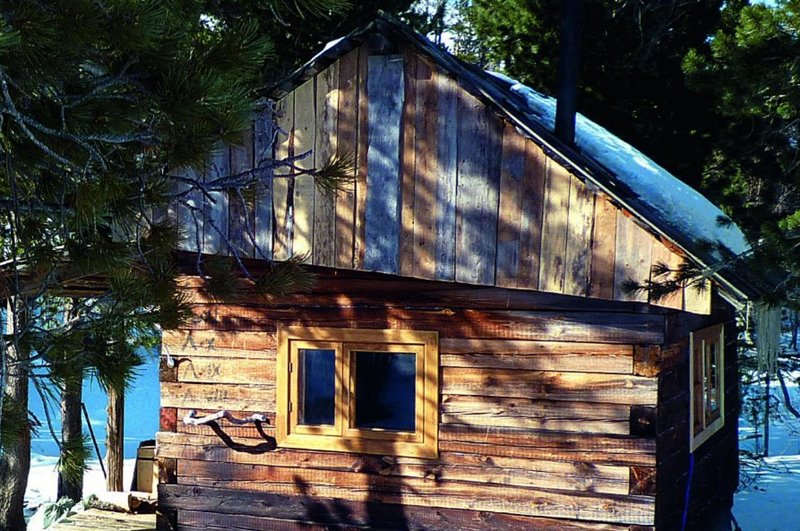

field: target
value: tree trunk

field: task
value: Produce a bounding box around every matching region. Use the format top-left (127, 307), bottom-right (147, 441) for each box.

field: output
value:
top-left (106, 386), bottom-right (124, 492)
top-left (0, 302), bottom-right (31, 531)
top-left (57, 376), bottom-right (83, 502)
top-left (764, 371), bottom-right (771, 457)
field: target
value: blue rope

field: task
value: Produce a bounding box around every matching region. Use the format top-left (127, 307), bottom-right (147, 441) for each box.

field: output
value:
top-left (681, 452), bottom-right (696, 531)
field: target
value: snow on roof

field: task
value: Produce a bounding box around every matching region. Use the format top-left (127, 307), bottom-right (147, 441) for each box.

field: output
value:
top-left (487, 71), bottom-right (750, 261)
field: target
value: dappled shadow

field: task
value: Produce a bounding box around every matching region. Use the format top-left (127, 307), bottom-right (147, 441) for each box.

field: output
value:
top-left (207, 420), bottom-right (276, 454)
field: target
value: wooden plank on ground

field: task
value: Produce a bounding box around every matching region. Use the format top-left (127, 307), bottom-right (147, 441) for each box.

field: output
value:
top-left (412, 59), bottom-right (438, 278)
top-left (364, 54), bottom-right (404, 273)
top-left (589, 194), bottom-right (617, 300)
top-left (434, 71), bottom-right (459, 281)
top-left (50, 509), bottom-right (155, 531)
top-left (495, 122), bottom-right (526, 287)
top-left (442, 368), bottom-right (658, 405)
top-left (313, 63), bottom-right (338, 267)
top-left (539, 160), bottom-right (571, 293)
top-left (334, 49), bottom-right (359, 269)
top-left (272, 94), bottom-right (294, 260)
top-left (455, 89), bottom-right (501, 285)
top-left (565, 175), bottom-right (595, 296)
top-left (614, 214), bottom-right (652, 302)
top-left (292, 79), bottom-right (316, 261)
top-left (399, 48), bottom-right (417, 277)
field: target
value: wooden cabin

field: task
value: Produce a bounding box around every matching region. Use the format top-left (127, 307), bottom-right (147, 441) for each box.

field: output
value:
top-left (156, 17), bottom-right (765, 530)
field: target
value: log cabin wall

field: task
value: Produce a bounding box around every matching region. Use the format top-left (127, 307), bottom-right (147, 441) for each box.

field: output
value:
top-left (157, 268), bottom-right (668, 530)
top-left (172, 39), bottom-right (713, 314)
top-left (652, 294), bottom-right (738, 530)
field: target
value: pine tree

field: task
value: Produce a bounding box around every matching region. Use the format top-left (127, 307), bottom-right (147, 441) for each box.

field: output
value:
top-left (450, 0), bottom-right (725, 189)
top-left (0, 1), bottom-right (347, 527)
top-left (203, 0), bottom-right (420, 80)
top-left (683, 0), bottom-right (800, 297)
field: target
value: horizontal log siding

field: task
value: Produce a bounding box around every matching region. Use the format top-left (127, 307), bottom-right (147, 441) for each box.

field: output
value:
top-left (159, 274), bottom-right (662, 528)
top-left (654, 302), bottom-right (738, 530)
top-left (171, 43), bottom-right (707, 314)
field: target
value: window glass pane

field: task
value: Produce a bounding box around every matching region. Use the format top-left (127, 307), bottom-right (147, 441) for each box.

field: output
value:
top-left (693, 343), bottom-right (704, 435)
top-left (707, 342), bottom-right (719, 414)
top-left (299, 348), bottom-right (335, 425)
top-left (354, 351), bottom-right (416, 431)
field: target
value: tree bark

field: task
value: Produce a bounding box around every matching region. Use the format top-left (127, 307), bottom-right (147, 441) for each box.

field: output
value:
top-left (106, 386), bottom-right (124, 492)
top-left (0, 302), bottom-right (31, 531)
top-left (764, 371), bottom-right (771, 457)
top-left (57, 376), bottom-right (83, 502)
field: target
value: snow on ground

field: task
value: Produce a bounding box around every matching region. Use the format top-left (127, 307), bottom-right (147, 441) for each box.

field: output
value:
top-left (735, 455), bottom-right (800, 530)
top-left (24, 353), bottom-right (159, 517)
top-left (734, 371), bottom-right (800, 530)
top-left (28, 351), bottom-right (160, 459)
top-left (25, 456), bottom-right (136, 516)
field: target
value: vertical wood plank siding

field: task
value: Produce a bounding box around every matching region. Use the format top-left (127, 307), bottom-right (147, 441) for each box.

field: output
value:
top-left (313, 62), bottom-right (339, 267)
top-left (434, 71), bottom-right (459, 281)
top-left (174, 43), bottom-right (701, 313)
top-left (229, 126), bottom-right (255, 258)
top-left (203, 146), bottom-right (229, 255)
top-left (272, 94), bottom-right (293, 260)
top-left (455, 89), bottom-right (501, 285)
top-left (496, 122), bottom-right (525, 287)
top-left (399, 47), bottom-right (417, 277)
top-left (252, 110), bottom-right (272, 258)
top-left (364, 55), bottom-right (404, 273)
top-left (292, 79), bottom-right (316, 261)
top-left (334, 49), bottom-right (359, 269)
top-left (614, 214), bottom-right (653, 303)
top-left (177, 166), bottom-right (201, 253)
top-left (412, 59), bottom-right (438, 278)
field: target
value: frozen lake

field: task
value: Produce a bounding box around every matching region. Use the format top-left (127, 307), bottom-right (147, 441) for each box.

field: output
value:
top-left (28, 351), bottom-right (160, 460)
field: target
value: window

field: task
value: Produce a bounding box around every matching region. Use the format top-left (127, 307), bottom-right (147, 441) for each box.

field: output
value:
top-left (276, 327), bottom-right (439, 458)
top-left (690, 323), bottom-right (725, 451)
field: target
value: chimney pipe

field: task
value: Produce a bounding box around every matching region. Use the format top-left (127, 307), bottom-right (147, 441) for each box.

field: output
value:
top-left (555, 0), bottom-right (582, 146)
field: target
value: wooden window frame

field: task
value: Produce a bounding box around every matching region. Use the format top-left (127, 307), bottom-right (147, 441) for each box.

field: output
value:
top-left (689, 323), bottom-right (725, 451)
top-left (276, 326), bottom-right (439, 458)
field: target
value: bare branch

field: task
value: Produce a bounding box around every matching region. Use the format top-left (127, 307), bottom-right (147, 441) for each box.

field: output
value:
top-left (183, 409), bottom-right (268, 426)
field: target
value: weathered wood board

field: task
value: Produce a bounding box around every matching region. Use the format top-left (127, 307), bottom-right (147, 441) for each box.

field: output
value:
top-left (171, 41), bottom-right (702, 313)
top-left (159, 270), bottom-right (663, 528)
